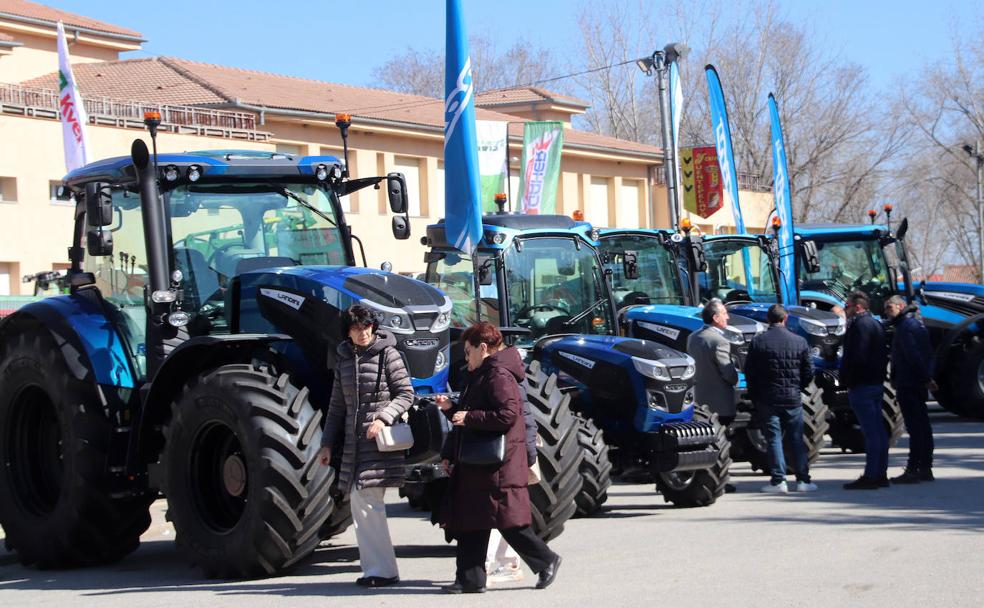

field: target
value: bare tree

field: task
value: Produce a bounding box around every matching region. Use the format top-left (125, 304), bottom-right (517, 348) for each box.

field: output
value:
top-left (371, 37), bottom-right (560, 98)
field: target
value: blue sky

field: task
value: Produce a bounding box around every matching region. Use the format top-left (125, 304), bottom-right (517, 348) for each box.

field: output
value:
top-left (53, 0), bottom-right (982, 93)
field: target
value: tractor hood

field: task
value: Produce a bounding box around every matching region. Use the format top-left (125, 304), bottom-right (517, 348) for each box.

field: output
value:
top-left (235, 265), bottom-right (452, 392)
top-left (535, 334), bottom-right (694, 379)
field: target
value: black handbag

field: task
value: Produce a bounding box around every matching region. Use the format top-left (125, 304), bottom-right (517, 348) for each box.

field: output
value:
top-left (456, 428), bottom-right (506, 466)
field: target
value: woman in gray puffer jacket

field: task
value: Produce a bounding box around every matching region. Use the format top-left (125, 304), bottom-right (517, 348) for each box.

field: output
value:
top-left (318, 305), bottom-right (413, 588)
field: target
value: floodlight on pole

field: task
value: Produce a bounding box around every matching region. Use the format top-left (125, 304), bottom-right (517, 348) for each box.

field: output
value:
top-left (963, 140), bottom-right (984, 283)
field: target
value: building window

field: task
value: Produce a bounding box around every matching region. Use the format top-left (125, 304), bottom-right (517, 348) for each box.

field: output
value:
top-left (618, 180), bottom-right (642, 228)
top-left (586, 177), bottom-right (610, 227)
top-left (275, 143), bottom-right (302, 156)
top-left (509, 168), bottom-right (520, 211)
top-left (434, 160), bottom-right (445, 218)
top-left (0, 177), bottom-right (16, 203)
top-left (50, 181), bottom-right (72, 205)
top-left (393, 156), bottom-right (423, 217)
top-left (0, 261), bottom-right (14, 296)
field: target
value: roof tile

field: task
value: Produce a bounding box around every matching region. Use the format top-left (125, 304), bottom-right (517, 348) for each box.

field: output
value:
top-left (0, 0), bottom-right (141, 38)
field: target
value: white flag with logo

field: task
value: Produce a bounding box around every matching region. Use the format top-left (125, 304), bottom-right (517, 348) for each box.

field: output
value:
top-left (56, 21), bottom-right (90, 172)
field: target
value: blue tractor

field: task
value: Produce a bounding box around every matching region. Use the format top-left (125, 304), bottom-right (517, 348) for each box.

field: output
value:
top-left (597, 227), bottom-right (831, 471)
top-left (795, 212), bottom-right (984, 420)
top-left (0, 119), bottom-right (452, 576)
top-left (419, 214), bottom-right (731, 523)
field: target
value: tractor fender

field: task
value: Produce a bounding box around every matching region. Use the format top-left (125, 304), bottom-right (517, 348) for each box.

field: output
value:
top-left (0, 294), bottom-right (134, 388)
top-left (932, 311), bottom-right (984, 368)
top-left (133, 333), bottom-right (291, 470)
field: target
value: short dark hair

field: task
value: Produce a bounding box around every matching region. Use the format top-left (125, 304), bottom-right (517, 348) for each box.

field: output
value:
top-left (461, 321), bottom-right (503, 350)
top-left (767, 304), bottom-right (788, 324)
top-left (846, 291), bottom-right (870, 310)
top-left (341, 304), bottom-right (379, 335)
top-left (701, 299), bottom-right (724, 324)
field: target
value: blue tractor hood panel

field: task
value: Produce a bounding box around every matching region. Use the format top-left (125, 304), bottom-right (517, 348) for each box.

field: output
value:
top-left (425, 214), bottom-right (598, 252)
top-left (537, 334), bottom-right (693, 367)
top-left (795, 223), bottom-right (890, 241)
top-left (236, 265), bottom-right (452, 388)
top-left (12, 295), bottom-right (136, 388)
top-left (624, 305), bottom-right (704, 333)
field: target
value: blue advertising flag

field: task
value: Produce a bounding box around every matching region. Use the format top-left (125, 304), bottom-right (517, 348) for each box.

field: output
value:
top-left (768, 93), bottom-right (796, 305)
top-left (444, 0), bottom-right (482, 254)
top-left (704, 65), bottom-right (744, 233)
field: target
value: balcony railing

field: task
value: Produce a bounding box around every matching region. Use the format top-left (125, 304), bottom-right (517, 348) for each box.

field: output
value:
top-left (653, 166), bottom-right (771, 192)
top-left (0, 82), bottom-right (270, 141)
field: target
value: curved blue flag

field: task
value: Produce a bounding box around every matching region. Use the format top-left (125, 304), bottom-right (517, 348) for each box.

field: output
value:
top-left (768, 93), bottom-right (796, 305)
top-left (444, 0), bottom-right (482, 254)
top-left (704, 65), bottom-right (744, 233)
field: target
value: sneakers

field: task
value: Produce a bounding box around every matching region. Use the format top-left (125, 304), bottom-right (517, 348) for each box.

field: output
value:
top-left (843, 476), bottom-right (881, 490)
top-left (793, 481), bottom-right (818, 492)
top-left (487, 565), bottom-right (524, 585)
top-left (891, 469), bottom-right (921, 484)
top-left (760, 480), bottom-right (788, 493)
top-left (919, 468), bottom-right (935, 482)
top-left (356, 576), bottom-right (399, 587)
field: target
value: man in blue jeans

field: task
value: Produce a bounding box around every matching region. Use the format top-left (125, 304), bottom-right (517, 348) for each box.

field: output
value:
top-left (840, 291), bottom-right (889, 490)
top-left (746, 304), bottom-right (816, 493)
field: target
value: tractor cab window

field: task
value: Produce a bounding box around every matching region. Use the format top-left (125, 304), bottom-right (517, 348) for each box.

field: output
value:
top-left (601, 235), bottom-right (686, 308)
top-left (503, 236), bottom-right (612, 345)
top-left (168, 183), bottom-right (348, 333)
top-left (800, 239), bottom-right (891, 312)
top-left (424, 251), bottom-right (499, 327)
top-left (83, 188), bottom-right (149, 379)
top-left (700, 240), bottom-right (778, 304)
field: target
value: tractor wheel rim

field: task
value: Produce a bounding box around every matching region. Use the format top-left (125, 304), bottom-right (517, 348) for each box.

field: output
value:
top-left (977, 359), bottom-right (984, 395)
top-left (6, 385), bottom-right (62, 516)
top-left (189, 421), bottom-right (247, 532)
top-left (660, 471), bottom-right (694, 490)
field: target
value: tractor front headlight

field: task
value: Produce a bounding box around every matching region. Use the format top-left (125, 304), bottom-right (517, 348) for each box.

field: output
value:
top-left (431, 310), bottom-right (451, 333)
top-left (832, 319), bottom-right (846, 336)
top-left (632, 356), bottom-right (671, 381)
top-left (799, 318), bottom-right (828, 337)
top-left (723, 325), bottom-right (745, 345)
top-left (435, 348), bottom-right (448, 371)
top-left (681, 364), bottom-right (696, 380)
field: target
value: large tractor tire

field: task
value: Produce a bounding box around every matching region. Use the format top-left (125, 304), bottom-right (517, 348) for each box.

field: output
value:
top-left (827, 382), bottom-right (904, 453)
top-left (573, 415), bottom-right (612, 517)
top-left (525, 360), bottom-right (583, 541)
top-left (318, 476), bottom-right (353, 540)
top-left (0, 321), bottom-right (152, 568)
top-left (655, 405), bottom-right (732, 507)
top-left (737, 381), bottom-right (829, 473)
top-left (936, 339), bottom-right (984, 418)
top-left (163, 362), bottom-right (334, 578)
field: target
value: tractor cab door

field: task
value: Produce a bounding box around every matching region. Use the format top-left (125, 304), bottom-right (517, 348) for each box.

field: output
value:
top-left (82, 188), bottom-right (149, 380)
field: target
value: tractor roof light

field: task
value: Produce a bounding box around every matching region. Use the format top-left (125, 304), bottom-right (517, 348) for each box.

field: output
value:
top-left (151, 289), bottom-right (176, 304)
top-left (315, 164), bottom-right (329, 181)
top-left (680, 217), bottom-right (692, 234)
top-left (167, 311), bottom-right (190, 327)
top-left (335, 112), bottom-right (352, 128)
top-left (589, 228), bottom-right (600, 241)
top-left (163, 165), bottom-right (179, 182)
top-left (187, 165), bottom-right (201, 182)
top-left (572, 209), bottom-right (585, 221)
top-left (771, 216), bottom-right (782, 231)
top-left (868, 209), bottom-right (877, 224)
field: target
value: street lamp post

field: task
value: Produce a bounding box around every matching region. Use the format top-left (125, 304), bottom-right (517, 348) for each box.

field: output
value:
top-left (963, 140), bottom-right (984, 283)
top-left (638, 43), bottom-right (689, 230)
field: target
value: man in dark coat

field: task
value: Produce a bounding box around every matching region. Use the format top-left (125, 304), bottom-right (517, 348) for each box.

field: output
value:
top-left (438, 322), bottom-right (560, 593)
top-left (885, 295), bottom-right (936, 483)
top-left (840, 291), bottom-right (890, 490)
top-left (745, 304), bottom-right (816, 493)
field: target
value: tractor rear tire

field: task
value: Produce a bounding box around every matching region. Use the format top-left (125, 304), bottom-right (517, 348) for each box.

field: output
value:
top-left (0, 321), bottom-right (152, 568)
top-left (318, 476), bottom-right (353, 540)
top-left (655, 405), bottom-right (732, 507)
top-left (936, 339), bottom-right (984, 418)
top-left (525, 360), bottom-right (583, 541)
top-left (163, 363), bottom-right (334, 578)
top-left (827, 381), bottom-right (903, 453)
top-left (573, 415), bottom-right (612, 517)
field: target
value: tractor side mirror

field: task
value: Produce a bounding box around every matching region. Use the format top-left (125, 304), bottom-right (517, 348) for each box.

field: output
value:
top-left (84, 182), bottom-right (113, 227)
top-left (86, 228), bottom-right (114, 257)
top-left (622, 250), bottom-right (640, 280)
top-left (387, 173), bottom-right (408, 214)
top-left (391, 215), bottom-right (410, 240)
top-left (800, 240), bottom-right (821, 274)
top-left (896, 217), bottom-right (909, 240)
top-left (690, 239), bottom-right (707, 273)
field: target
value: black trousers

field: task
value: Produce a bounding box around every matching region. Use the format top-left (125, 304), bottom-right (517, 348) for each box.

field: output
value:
top-left (896, 385), bottom-right (935, 469)
top-left (455, 525), bottom-right (557, 588)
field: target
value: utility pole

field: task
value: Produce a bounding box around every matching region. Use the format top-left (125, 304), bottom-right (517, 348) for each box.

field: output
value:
top-left (964, 140), bottom-right (984, 283)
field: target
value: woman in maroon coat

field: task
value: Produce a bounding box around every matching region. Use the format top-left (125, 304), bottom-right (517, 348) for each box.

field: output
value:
top-left (436, 322), bottom-right (562, 593)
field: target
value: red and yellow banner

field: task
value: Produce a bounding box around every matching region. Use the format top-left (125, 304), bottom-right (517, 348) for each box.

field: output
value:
top-left (681, 146), bottom-right (724, 219)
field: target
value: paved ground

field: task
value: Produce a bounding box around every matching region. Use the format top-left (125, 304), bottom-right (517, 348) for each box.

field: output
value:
top-left (1, 405), bottom-right (982, 608)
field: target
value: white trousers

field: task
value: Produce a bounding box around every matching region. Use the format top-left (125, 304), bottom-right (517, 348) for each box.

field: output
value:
top-left (485, 529), bottom-right (520, 572)
top-left (349, 486), bottom-right (399, 578)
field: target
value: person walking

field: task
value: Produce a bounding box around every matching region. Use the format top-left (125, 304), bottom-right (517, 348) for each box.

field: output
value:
top-left (745, 304), bottom-right (816, 493)
top-left (317, 305), bottom-right (414, 587)
top-left (437, 322), bottom-right (561, 594)
top-left (687, 299), bottom-right (739, 492)
top-left (840, 291), bottom-right (890, 490)
top-left (884, 295), bottom-right (936, 483)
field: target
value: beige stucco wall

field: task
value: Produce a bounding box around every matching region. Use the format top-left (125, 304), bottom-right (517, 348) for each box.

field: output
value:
top-left (0, 29), bottom-right (129, 84)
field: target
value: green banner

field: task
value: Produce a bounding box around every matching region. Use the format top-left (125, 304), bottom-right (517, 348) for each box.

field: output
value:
top-left (517, 121), bottom-right (564, 215)
top-left (476, 120), bottom-right (508, 212)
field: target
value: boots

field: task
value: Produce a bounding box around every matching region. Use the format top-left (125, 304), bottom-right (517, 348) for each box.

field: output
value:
top-left (918, 467), bottom-right (935, 482)
top-left (891, 469), bottom-right (921, 484)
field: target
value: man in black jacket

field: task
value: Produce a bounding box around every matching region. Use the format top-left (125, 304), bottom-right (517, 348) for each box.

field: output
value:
top-left (746, 304), bottom-right (816, 493)
top-left (840, 291), bottom-right (889, 490)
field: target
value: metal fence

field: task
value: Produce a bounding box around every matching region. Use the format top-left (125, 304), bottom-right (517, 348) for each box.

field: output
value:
top-left (653, 165), bottom-right (771, 192)
top-left (0, 83), bottom-right (270, 141)
top-left (0, 296), bottom-right (40, 319)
